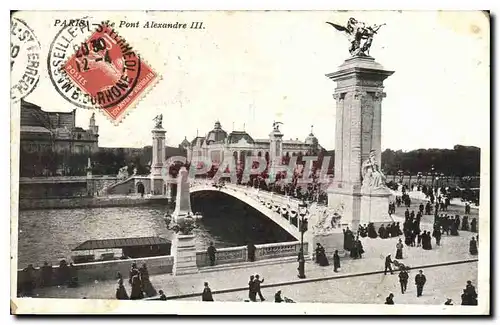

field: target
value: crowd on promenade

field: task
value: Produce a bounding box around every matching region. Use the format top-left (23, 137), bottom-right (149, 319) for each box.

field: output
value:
top-left (17, 259), bottom-right (79, 297)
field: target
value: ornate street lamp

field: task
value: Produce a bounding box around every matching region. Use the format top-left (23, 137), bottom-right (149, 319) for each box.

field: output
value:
top-left (297, 200), bottom-right (309, 279)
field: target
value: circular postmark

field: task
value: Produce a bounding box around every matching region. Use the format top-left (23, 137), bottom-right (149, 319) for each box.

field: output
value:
top-left (11, 17), bottom-right (42, 102)
top-left (47, 21), bottom-right (142, 111)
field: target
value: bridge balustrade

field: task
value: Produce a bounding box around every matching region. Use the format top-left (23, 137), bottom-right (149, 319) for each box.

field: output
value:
top-left (195, 241), bottom-right (308, 268)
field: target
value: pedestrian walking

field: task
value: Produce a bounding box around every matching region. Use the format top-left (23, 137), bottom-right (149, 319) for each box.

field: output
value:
top-left (254, 274), bottom-right (265, 301)
top-left (398, 269), bottom-right (409, 294)
top-left (333, 250), bottom-right (341, 273)
top-left (202, 282), bottom-right (214, 301)
top-left (384, 254), bottom-right (394, 275)
top-left (415, 270), bottom-right (427, 297)
top-left (248, 275), bottom-right (256, 302)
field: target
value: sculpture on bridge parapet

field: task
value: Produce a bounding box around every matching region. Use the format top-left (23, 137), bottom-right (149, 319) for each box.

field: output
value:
top-left (309, 202), bottom-right (344, 235)
top-left (165, 214), bottom-right (197, 235)
top-left (117, 166), bottom-right (129, 180)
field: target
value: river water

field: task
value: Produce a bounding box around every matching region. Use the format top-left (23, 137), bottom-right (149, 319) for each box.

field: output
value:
top-left (17, 191), bottom-right (295, 268)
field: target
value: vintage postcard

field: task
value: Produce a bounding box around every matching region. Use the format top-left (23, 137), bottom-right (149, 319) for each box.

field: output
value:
top-left (10, 10), bottom-right (490, 315)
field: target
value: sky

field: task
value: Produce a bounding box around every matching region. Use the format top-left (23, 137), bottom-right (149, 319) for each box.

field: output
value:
top-left (14, 11), bottom-right (490, 151)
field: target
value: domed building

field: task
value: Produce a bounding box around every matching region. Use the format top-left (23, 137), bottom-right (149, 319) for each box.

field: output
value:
top-left (183, 121), bottom-right (322, 167)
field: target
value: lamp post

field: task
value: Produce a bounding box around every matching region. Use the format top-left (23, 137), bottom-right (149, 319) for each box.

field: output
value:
top-left (297, 200), bottom-right (309, 279)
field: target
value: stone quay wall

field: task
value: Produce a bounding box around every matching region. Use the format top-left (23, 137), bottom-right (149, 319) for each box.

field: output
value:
top-left (17, 242), bottom-right (308, 288)
top-left (17, 255), bottom-right (174, 287)
top-left (18, 196), bottom-right (168, 210)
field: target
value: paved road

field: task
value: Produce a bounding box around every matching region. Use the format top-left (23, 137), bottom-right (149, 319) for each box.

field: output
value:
top-left (177, 262), bottom-right (478, 305)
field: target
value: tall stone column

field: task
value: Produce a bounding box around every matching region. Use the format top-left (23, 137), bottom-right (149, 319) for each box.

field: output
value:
top-left (150, 125), bottom-right (166, 195)
top-left (269, 125), bottom-right (284, 179)
top-left (326, 56), bottom-right (394, 230)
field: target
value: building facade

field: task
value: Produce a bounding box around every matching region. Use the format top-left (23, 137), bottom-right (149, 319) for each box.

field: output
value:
top-left (20, 100), bottom-right (99, 176)
top-left (180, 121), bottom-right (322, 167)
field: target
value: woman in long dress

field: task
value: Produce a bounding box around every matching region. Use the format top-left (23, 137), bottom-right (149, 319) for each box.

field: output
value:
top-left (139, 263), bottom-right (157, 297)
top-left (395, 239), bottom-right (404, 259)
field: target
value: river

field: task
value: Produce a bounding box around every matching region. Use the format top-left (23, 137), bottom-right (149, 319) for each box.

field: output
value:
top-left (17, 191), bottom-right (296, 268)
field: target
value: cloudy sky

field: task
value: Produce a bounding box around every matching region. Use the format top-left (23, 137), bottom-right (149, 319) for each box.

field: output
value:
top-left (15, 10), bottom-right (489, 151)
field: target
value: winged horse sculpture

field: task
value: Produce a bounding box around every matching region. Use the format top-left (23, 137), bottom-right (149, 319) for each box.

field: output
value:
top-left (326, 18), bottom-right (386, 56)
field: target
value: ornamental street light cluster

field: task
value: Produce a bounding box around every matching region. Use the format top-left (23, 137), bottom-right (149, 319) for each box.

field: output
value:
top-left (297, 199), bottom-right (309, 279)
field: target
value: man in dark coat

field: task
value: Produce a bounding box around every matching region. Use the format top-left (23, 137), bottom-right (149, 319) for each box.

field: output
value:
top-left (398, 269), bottom-right (409, 294)
top-left (248, 275), bottom-right (256, 302)
top-left (207, 242), bottom-right (217, 266)
top-left (254, 274), bottom-right (265, 301)
top-left (247, 242), bottom-right (256, 262)
top-left (415, 270), bottom-right (427, 297)
top-left (384, 254), bottom-right (394, 275)
top-left (333, 250), bottom-right (341, 272)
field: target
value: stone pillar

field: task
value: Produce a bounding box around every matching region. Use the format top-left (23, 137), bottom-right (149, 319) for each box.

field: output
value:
top-left (326, 56), bottom-right (394, 230)
top-left (150, 126), bottom-right (166, 195)
top-left (172, 167), bottom-right (192, 221)
top-left (170, 167), bottom-right (197, 275)
top-left (269, 127), bottom-right (284, 178)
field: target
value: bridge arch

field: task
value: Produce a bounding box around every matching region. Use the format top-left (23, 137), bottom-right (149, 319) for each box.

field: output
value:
top-left (189, 183), bottom-right (301, 239)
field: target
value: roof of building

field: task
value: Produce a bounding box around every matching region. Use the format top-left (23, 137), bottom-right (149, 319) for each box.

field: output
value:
top-left (72, 236), bottom-right (171, 251)
top-left (180, 136), bottom-right (190, 147)
top-left (191, 136), bottom-right (206, 147)
top-left (205, 121), bottom-right (227, 145)
top-left (226, 130), bottom-right (255, 144)
top-left (20, 125), bottom-right (52, 134)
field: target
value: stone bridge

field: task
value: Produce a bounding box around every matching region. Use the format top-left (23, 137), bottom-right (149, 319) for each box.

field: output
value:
top-left (189, 181), bottom-right (304, 239)
top-left (188, 180), bottom-right (345, 251)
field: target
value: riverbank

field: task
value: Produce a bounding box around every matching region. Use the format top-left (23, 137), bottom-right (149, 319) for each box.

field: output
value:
top-left (18, 195), bottom-right (170, 210)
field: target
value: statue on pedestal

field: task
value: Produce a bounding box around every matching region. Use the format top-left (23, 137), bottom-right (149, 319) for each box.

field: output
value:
top-left (326, 18), bottom-right (386, 56)
top-left (272, 121), bottom-right (283, 132)
top-left (153, 114), bottom-right (163, 129)
top-left (361, 150), bottom-right (387, 191)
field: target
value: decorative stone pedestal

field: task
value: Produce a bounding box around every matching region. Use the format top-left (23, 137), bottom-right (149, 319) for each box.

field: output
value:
top-left (304, 203), bottom-right (345, 260)
top-left (359, 188), bottom-right (394, 229)
top-left (307, 232), bottom-right (344, 260)
top-left (172, 234), bottom-right (198, 275)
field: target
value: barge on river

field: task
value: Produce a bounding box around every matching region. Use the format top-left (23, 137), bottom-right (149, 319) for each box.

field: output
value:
top-left (71, 236), bottom-right (172, 264)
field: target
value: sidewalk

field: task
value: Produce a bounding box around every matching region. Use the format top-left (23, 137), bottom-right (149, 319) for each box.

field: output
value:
top-left (34, 229), bottom-right (479, 301)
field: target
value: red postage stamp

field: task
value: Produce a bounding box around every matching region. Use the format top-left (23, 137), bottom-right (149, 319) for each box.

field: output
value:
top-left (63, 23), bottom-right (157, 123)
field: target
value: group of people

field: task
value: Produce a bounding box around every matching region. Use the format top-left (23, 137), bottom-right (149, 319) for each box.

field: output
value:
top-left (384, 269), bottom-right (428, 304)
top-left (434, 214), bottom-right (478, 235)
top-left (116, 262), bottom-right (157, 300)
top-left (357, 222), bottom-right (402, 240)
top-left (18, 259), bottom-right (78, 297)
top-left (247, 274), bottom-right (265, 302)
top-left (343, 228), bottom-right (365, 259)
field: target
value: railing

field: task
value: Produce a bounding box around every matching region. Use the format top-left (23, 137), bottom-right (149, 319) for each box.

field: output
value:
top-left (195, 241), bottom-right (307, 268)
